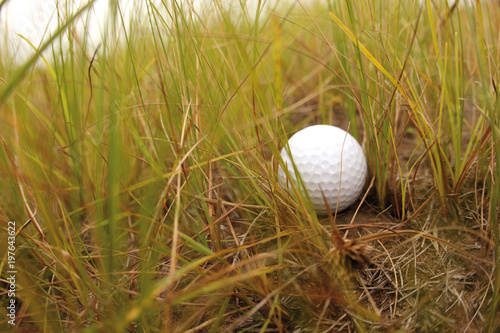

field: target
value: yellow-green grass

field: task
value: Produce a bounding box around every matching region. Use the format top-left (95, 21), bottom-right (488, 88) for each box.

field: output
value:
top-left (0, 0), bottom-right (499, 332)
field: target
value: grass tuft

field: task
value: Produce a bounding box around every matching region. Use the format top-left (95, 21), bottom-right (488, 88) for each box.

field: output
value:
top-left (0, 0), bottom-right (499, 332)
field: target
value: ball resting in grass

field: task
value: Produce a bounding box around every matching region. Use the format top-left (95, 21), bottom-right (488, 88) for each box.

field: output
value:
top-left (278, 125), bottom-right (367, 215)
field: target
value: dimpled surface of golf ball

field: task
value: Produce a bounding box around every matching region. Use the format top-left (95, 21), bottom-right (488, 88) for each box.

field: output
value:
top-left (278, 125), bottom-right (367, 214)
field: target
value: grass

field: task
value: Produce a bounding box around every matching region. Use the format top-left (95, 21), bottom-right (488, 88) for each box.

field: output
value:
top-left (0, 0), bottom-right (499, 331)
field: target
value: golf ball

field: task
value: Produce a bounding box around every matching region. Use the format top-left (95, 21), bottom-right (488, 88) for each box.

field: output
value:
top-left (278, 125), bottom-right (367, 214)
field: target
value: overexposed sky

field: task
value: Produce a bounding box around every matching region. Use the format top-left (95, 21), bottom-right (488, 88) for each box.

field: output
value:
top-left (0, 0), bottom-right (272, 61)
top-left (0, 0), bottom-right (251, 61)
top-left (0, 0), bottom-right (125, 60)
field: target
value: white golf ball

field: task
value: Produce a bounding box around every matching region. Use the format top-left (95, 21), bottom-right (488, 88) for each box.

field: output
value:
top-left (278, 125), bottom-right (367, 214)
